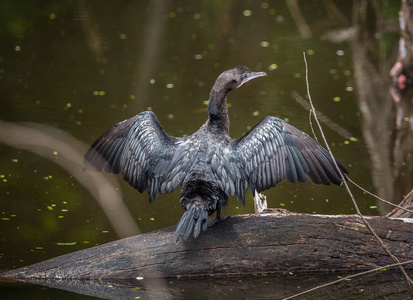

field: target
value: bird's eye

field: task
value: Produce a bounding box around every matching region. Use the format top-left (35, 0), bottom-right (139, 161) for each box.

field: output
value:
top-left (242, 73), bottom-right (248, 79)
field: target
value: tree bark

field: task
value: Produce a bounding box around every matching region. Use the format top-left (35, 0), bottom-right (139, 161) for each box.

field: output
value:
top-left (2, 212), bottom-right (413, 281)
top-left (390, 0), bottom-right (413, 84)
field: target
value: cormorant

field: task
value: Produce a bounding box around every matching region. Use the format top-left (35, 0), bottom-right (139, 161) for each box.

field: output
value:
top-left (84, 66), bottom-right (348, 242)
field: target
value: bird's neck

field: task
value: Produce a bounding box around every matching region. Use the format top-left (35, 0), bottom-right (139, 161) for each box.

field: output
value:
top-left (207, 88), bottom-right (230, 134)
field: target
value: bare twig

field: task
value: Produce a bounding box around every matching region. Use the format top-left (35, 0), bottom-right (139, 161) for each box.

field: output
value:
top-left (387, 188), bottom-right (413, 218)
top-left (302, 52), bottom-right (413, 285)
top-left (282, 259), bottom-right (413, 300)
top-left (348, 178), bottom-right (413, 215)
top-left (292, 90), bottom-right (413, 215)
top-left (291, 91), bottom-right (354, 139)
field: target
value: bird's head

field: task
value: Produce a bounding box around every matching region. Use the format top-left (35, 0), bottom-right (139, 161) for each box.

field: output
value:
top-left (215, 66), bottom-right (267, 93)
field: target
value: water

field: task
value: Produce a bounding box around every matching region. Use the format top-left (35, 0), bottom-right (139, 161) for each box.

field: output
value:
top-left (1, 1), bottom-right (409, 299)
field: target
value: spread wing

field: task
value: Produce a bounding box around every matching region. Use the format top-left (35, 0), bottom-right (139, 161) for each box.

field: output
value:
top-left (83, 111), bottom-right (199, 202)
top-left (214, 116), bottom-right (348, 205)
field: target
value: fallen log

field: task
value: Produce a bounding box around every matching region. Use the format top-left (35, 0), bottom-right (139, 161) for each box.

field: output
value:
top-left (3, 211), bottom-right (413, 280)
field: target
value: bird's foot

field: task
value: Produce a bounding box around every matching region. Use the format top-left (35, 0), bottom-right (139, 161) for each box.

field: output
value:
top-left (207, 215), bottom-right (230, 227)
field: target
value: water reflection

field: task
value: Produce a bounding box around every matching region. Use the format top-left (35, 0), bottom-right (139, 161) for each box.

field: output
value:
top-left (0, 121), bottom-right (139, 238)
top-left (325, 1), bottom-right (413, 214)
top-left (2, 270), bottom-right (411, 300)
top-left (0, 1), bottom-right (410, 298)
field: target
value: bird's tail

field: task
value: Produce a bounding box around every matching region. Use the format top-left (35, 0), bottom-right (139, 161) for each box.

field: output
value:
top-left (174, 204), bottom-right (209, 243)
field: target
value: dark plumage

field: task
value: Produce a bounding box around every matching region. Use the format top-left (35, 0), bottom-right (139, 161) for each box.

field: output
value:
top-left (84, 66), bottom-right (348, 242)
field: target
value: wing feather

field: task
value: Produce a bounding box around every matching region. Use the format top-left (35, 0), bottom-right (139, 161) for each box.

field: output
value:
top-left (228, 116), bottom-right (348, 198)
top-left (84, 111), bottom-right (199, 202)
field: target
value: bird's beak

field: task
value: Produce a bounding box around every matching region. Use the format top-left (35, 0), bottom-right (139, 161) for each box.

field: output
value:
top-left (239, 71), bottom-right (267, 87)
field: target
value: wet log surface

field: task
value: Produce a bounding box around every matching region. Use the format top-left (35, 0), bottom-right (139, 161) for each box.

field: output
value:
top-left (2, 212), bottom-right (413, 281)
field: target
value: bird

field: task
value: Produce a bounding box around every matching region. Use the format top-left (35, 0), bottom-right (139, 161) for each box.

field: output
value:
top-left (83, 66), bottom-right (348, 242)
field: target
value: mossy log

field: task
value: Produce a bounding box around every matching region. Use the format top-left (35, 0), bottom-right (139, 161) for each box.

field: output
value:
top-left (3, 211), bottom-right (413, 281)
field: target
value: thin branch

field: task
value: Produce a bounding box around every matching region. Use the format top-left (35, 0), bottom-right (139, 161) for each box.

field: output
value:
top-left (282, 259), bottom-right (413, 300)
top-left (348, 177), bottom-right (413, 215)
top-left (308, 107), bottom-right (318, 141)
top-left (302, 52), bottom-right (413, 285)
top-left (388, 189), bottom-right (413, 218)
top-left (291, 90), bottom-right (411, 214)
top-left (291, 91), bottom-right (354, 139)
top-left (292, 88), bottom-right (413, 215)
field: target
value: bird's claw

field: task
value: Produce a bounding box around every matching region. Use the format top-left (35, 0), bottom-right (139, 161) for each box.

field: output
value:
top-left (208, 215), bottom-right (230, 227)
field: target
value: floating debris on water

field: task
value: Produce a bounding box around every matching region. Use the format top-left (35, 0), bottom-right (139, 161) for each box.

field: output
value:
top-left (57, 242), bottom-right (77, 246)
top-left (243, 10), bottom-right (252, 16)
